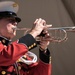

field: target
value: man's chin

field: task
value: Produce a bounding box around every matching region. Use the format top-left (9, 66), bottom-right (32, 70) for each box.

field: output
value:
top-left (9, 34), bottom-right (16, 39)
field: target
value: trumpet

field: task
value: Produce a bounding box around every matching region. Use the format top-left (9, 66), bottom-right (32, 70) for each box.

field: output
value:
top-left (13, 26), bottom-right (75, 43)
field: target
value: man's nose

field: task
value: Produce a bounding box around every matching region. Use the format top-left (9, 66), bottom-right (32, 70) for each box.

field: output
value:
top-left (13, 22), bottom-right (18, 26)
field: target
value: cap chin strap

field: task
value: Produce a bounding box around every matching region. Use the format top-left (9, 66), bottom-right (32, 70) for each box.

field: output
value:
top-left (20, 51), bottom-right (37, 65)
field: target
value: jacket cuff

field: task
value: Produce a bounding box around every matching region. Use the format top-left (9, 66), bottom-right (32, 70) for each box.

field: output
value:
top-left (18, 34), bottom-right (37, 50)
top-left (39, 48), bottom-right (50, 63)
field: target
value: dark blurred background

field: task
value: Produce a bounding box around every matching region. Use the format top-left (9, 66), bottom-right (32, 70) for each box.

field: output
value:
top-left (1, 0), bottom-right (75, 75)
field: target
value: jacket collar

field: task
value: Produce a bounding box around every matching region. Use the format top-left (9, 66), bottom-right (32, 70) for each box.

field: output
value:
top-left (0, 36), bottom-right (11, 46)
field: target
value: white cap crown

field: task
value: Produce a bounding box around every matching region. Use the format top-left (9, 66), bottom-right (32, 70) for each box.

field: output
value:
top-left (0, 1), bottom-right (19, 13)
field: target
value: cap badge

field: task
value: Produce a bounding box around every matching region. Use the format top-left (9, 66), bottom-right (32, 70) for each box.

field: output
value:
top-left (12, 3), bottom-right (18, 7)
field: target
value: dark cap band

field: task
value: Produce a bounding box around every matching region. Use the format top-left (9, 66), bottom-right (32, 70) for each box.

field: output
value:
top-left (0, 11), bottom-right (21, 22)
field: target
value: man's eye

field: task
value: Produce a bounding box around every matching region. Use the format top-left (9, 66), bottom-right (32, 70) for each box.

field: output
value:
top-left (9, 19), bottom-right (15, 23)
top-left (10, 20), bottom-right (19, 23)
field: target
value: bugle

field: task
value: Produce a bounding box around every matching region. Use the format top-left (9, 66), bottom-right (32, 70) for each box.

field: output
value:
top-left (14, 26), bottom-right (75, 43)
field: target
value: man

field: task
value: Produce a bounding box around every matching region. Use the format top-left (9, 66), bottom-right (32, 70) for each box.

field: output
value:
top-left (0, 1), bottom-right (52, 75)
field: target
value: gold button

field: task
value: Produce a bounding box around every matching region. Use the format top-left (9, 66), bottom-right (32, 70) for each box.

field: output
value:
top-left (2, 40), bottom-right (5, 43)
top-left (18, 66), bottom-right (21, 70)
top-left (33, 43), bottom-right (36, 46)
top-left (49, 56), bottom-right (51, 64)
top-left (31, 45), bottom-right (34, 47)
top-left (13, 3), bottom-right (18, 7)
top-left (17, 59), bottom-right (21, 62)
top-left (1, 71), bottom-right (6, 75)
top-left (29, 46), bottom-right (31, 49)
top-left (50, 56), bottom-right (51, 60)
top-left (23, 55), bottom-right (26, 58)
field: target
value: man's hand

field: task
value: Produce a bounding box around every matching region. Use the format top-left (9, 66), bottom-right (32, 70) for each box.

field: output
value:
top-left (39, 30), bottom-right (51, 50)
top-left (29, 18), bottom-right (52, 38)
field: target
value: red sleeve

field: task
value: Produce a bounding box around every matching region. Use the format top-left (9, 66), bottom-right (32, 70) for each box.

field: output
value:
top-left (28, 60), bottom-right (51, 75)
top-left (0, 34), bottom-right (37, 66)
top-left (34, 60), bottom-right (52, 75)
top-left (0, 41), bottom-right (28, 66)
top-left (38, 60), bottom-right (52, 75)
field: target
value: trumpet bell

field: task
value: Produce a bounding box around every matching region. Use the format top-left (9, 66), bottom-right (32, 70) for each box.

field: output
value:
top-left (17, 51), bottom-right (37, 65)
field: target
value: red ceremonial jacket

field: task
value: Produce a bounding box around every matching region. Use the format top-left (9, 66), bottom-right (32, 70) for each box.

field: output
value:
top-left (0, 34), bottom-right (51, 75)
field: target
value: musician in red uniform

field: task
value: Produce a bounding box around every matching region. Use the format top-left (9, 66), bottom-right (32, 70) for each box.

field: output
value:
top-left (0, 1), bottom-right (52, 75)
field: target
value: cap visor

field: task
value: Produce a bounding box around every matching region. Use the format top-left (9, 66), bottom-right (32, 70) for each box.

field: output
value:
top-left (15, 16), bottom-right (21, 22)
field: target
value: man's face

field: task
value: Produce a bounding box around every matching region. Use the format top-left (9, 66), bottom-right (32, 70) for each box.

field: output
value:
top-left (0, 17), bottom-right (18, 39)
